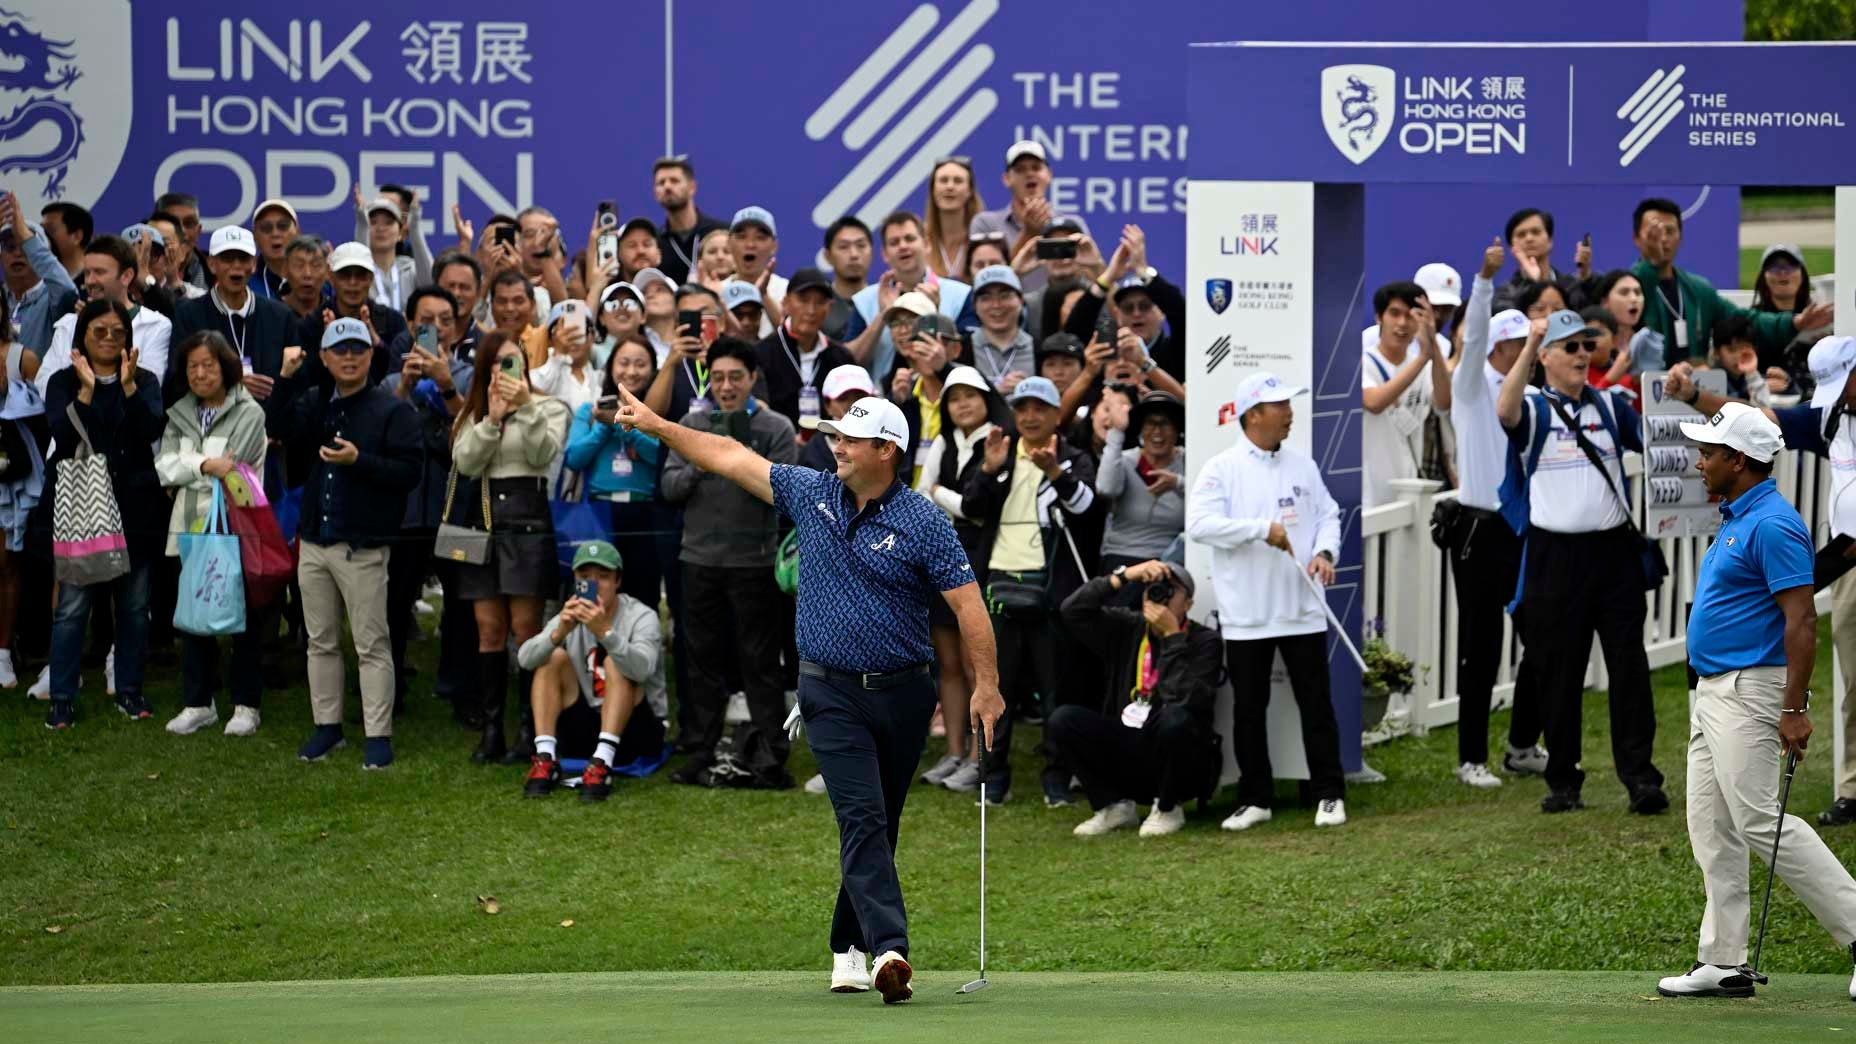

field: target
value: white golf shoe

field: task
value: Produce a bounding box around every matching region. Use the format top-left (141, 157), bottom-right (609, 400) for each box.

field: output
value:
top-left (223, 706), bottom-right (261, 737)
top-left (0, 648), bottom-right (16, 688)
top-left (1315, 799), bottom-right (1347, 827)
top-left (830, 946), bottom-right (870, 993)
top-left (1139, 805), bottom-right (1186, 837)
top-left (1455, 762), bottom-right (1502, 789)
top-left (27, 664), bottom-right (49, 700)
top-left (871, 950), bottom-right (913, 1004)
top-left (942, 760), bottom-right (980, 792)
top-left (803, 773), bottom-right (828, 795)
top-left (1072, 800), bottom-right (1139, 837)
top-left (920, 753), bottom-right (963, 786)
top-left (165, 704), bottom-right (219, 736)
top-left (1656, 962), bottom-right (1755, 998)
top-left (1504, 744), bottom-right (1549, 776)
top-left (1221, 805), bottom-right (1272, 831)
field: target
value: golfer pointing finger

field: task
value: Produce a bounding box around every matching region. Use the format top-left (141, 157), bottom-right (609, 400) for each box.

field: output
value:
top-left (1658, 402), bottom-right (1856, 1000)
top-left (615, 383), bottom-right (1005, 1005)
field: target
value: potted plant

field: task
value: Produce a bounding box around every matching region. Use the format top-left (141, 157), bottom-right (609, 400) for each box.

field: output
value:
top-left (1360, 618), bottom-right (1418, 730)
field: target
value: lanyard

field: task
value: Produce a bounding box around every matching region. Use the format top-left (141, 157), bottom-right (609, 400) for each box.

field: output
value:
top-left (1654, 277), bottom-right (1682, 323)
top-left (216, 291), bottom-right (249, 361)
top-left (667, 227), bottom-right (697, 272)
top-left (683, 358), bottom-right (709, 399)
top-left (1130, 631), bottom-right (1154, 701)
top-left (777, 326), bottom-right (817, 383)
top-left (976, 337), bottom-right (1014, 387)
top-left (936, 239), bottom-right (965, 279)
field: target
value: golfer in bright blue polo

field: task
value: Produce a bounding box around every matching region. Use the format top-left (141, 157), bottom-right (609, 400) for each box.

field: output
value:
top-left (615, 382), bottom-right (1005, 1005)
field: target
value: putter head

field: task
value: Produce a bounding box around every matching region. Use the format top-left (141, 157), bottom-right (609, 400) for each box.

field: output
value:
top-left (1741, 964), bottom-right (1770, 986)
top-left (956, 978), bottom-right (990, 994)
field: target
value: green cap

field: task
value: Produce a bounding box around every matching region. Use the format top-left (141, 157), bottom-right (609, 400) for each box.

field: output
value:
top-left (571, 540), bottom-right (623, 572)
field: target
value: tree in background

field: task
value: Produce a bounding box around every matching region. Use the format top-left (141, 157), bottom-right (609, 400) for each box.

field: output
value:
top-left (1746, 0), bottom-right (1855, 40)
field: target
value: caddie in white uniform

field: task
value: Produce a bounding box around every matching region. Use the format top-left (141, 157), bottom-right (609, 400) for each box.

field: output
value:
top-left (1656, 402), bottom-right (1856, 1000)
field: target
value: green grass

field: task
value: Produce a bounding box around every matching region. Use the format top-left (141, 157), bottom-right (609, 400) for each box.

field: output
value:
top-left (1740, 188), bottom-right (1835, 216)
top-left (6, 971), bottom-right (1856, 1043)
top-left (0, 620), bottom-right (1850, 990)
top-left (1738, 246), bottom-right (1835, 291)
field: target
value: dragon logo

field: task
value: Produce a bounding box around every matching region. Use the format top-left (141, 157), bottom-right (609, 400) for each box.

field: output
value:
top-left (1320, 64), bottom-right (1395, 165)
top-left (0, 3), bottom-right (130, 214)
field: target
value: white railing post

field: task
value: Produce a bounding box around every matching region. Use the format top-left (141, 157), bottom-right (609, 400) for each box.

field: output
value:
top-left (1385, 478), bottom-right (1445, 733)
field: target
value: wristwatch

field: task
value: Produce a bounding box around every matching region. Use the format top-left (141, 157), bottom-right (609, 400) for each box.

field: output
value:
top-left (1112, 564), bottom-right (1129, 585)
top-left (1139, 356), bottom-right (1157, 374)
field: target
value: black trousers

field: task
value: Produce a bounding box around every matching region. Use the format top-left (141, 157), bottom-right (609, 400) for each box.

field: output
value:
top-left (1449, 510), bottom-right (1543, 764)
top-left (682, 562), bottom-right (791, 765)
top-left (1225, 632), bottom-right (1347, 806)
top-left (181, 629), bottom-right (262, 708)
top-left (799, 669), bottom-right (937, 958)
top-left (1045, 703), bottom-right (1212, 812)
top-left (984, 605), bottom-right (1056, 793)
top-left (1521, 526), bottom-right (1663, 795)
top-left (386, 527), bottom-right (435, 701)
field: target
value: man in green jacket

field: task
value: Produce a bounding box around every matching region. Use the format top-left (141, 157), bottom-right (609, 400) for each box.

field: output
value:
top-left (1631, 197), bottom-right (1832, 364)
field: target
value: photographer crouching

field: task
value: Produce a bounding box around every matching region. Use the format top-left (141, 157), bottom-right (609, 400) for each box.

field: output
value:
top-left (1046, 559), bottom-right (1222, 838)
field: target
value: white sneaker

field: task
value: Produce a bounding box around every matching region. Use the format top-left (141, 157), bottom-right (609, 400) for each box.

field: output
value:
top-left (1656, 962), bottom-right (1755, 998)
top-left (1455, 762), bottom-right (1503, 789)
top-left (165, 704), bottom-right (219, 735)
top-left (1315, 798), bottom-right (1347, 827)
top-left (942, 760), bottom-right (980, 792)
top-left (725, 691), bottom-right (750, 724)
top-left (27, 664), bottom-right (49, 700)
top-left (870, 949), bottom-right (913, 1004)
top-left (105, 648), bottom-right (116, 696)
top-left (413, 599), bottom-right (435, 616)
top-left (1221, 805), bottom-right (1272, 831)
top-left (0, 649), bottom-right (16, 688)
top-left (1504, 744), bottom-right (1550, 776)
top-left (830, 946), bottom-right (871, 993)
top-left (224, 706), bottom-right (261, 737)
top-left (920, 753), bottom-right (963, 786)
top-left (1073, 799), bottom-right (1140, 836)
top-left (804, 773), bottom-right (828, 795)
top-left (1139, 805), bottom-right (1187, 837)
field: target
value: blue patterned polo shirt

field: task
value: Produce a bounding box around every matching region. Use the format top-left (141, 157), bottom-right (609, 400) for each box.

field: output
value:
top-left (769, 463), bottom-right (975, 673)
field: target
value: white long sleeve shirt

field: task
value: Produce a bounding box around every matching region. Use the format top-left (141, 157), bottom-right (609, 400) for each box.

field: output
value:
top-left (1449, 274), bottom-right (1507, 512)
top-left (1187, 435), bottom-right (1341, 640)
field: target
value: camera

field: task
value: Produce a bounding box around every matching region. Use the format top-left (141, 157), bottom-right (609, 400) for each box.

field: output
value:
top-left (1146, 580), bottom-right (1174, 604)
top-left (1035, 237), bottom-right (1077, 261)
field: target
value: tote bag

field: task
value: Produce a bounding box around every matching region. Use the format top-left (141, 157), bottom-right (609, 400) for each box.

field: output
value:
top-left (174, 482), bottom-right (246, 636)
top-left (51, 403), bottom-right (129, 586)
top-left (225, 462), bottom-right (294, 610)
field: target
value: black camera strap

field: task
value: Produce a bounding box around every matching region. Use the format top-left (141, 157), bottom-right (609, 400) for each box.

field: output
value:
top-left (1544, 392), bottom-right (1643, 538)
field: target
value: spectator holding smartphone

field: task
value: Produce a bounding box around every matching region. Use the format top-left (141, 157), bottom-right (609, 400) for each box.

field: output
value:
top-left (530, 300), bottom-right (600, 422)
top-left (1095, 391), bottom-right (1186, 582)
top-left (451, 332), bottom-right (572, 765)
top-left (565, 335), bottom-right (667, 617)
top-left (1063, 225), bottom-right (1186, 385)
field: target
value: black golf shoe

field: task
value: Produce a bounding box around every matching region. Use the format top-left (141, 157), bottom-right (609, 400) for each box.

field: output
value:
top-left (1821, 798), bottom-right (1856, 827)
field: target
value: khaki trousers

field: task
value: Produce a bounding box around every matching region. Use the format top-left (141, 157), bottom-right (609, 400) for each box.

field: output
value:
top-left (299, 541), bottom-right (395, 738)
top-left (1832, 572), bottom-right (1856, 798)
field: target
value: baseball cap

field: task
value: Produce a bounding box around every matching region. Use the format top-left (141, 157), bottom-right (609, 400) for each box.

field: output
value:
top-left (883, 291), bottom-right (935, 324)
top-left (617, 216), bottom-right (657, 241)
top-left (818, 396), bottom-right (909, 451)
top-left (943, 365), bottom-right (989, 397)
top-left (1760, 242), bottom-right (1804, 269)
top-left (364, 196), bottom-right (403, 222)
top-left (320, 316), bottom-right (371, 349)
top-left (1010, 375), bottom-right (1062, 409)
top-left (631, 267), bottom-right (678, 298)
top-left (820, 364), bottom-right (876, 403)
top-left (599, 281), bottom-right (642, 311)
top-left (1231, 371), bottom-right (1307, 419)
top-left (1414, 262), bottom-right (1463, 308)
top-left (328, 241), bottom-right (376, 275)
top-left (1036, 332), bottom-right (1085, 368)
top-left (122, 223), bottom-right (165, 249)
top-left (1046, 215), bottom-right (1084, 236)
top-left (208, 226), bottom-right (257, 257)
top-left (1489, 309), bottom-right (1530, 343)
top-left (571, 540), bottom-right (624, 572)
top-left (1112, 274), bottom-right (1154, 302)
top-left (254, 198), bottom-right (297, 224)
top-left (730, 206), bottom-right (778, 238)
top-left (1005, 140), bottom-right (1047, 168)
top-left (722, 281), bottom-right (763, 312)
top-left (1160, 562), bottom-right (1197, 599)
top-left (1542, 309), bottom-right (1601, 345)
top-left (786, 267), bottom-right (833, 298)
top-left (1809, 336), bottom-right (1856, 409)
top-left (1679, 401), bottom-right (1785, 463)
top-left (972, 264), bottom-right (1022, 295)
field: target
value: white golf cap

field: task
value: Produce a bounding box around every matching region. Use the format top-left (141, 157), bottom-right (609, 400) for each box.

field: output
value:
top-left (1414, 262), bottom-right (1463, 307)
top-left (817, 396), bottom-right (909, 452)
top-left (1680, 401), bottom-right (1784, 463)
top-left (1489, 308), bottom-right (1530, 343)
top-left (1231, 371), bottom-right (1307, 420)
top-left (631, 267), bottom-right (678, 297)
top-left (208, 226), bottom-right (257, 257)
top-left (820, 363), bottom-right (875, 403)
top-left (253, 198), bottom-right (297, 223)
top-left (1005, 140), bottom-right (1047, 167)
top-left (1810, 336), bottom-right (1856, 409)
top-left (883, 291), bottom-right (935, 323)
top-left (943, 365), bottom-right (989, 396)
top-left (327, 241), bottom-right (376, 275)
top-left (365, 196), bottom-right (404, 221)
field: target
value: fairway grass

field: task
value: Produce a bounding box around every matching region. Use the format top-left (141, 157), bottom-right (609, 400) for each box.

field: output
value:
top-left (4, 971), bottom-right (1854, 1043)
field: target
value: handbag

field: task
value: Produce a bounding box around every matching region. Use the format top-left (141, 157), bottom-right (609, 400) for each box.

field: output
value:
top-left (51, 403), bottom-right (130, 586)
top-left (1428, 497), bottom-right (1466, 552)
top-left (550, 470), bottom-right (609, 579)
top-left (985, 569), bottom-right (1049, 614)
top-left (0, 341), bottom-right (45, 483)
top-left (174, 482), bottom-right (246, 636)
top-left (1545, 395), bottom-right (1668, 591)
top-left (225, 462), bottom-right (295, 610)
top-left (434, 465), bottom-right (492, 565)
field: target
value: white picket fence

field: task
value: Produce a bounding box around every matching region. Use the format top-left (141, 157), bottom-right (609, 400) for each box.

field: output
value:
top-left (1362, 449), bottom-right (1836, 735)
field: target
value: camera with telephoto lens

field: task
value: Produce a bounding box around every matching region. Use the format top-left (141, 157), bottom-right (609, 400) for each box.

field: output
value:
top-left (1146, 579), bottom-right (1175, 604)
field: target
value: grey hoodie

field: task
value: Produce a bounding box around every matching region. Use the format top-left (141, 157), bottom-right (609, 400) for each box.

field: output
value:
top-left (516, 592), bottom-right (667, 718)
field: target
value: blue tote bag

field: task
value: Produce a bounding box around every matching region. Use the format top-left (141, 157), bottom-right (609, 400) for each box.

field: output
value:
top-left (175, 482), bottom-right (246, 636)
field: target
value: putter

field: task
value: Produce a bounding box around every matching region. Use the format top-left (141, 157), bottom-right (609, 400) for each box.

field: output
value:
top-left (1747, 749), bottom-right (1802, 985)
top-left (957, 735), bottom-right (990, 995)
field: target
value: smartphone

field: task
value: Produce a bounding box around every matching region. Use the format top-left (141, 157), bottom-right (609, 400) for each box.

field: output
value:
top-left (595, 200), bottom-right (619, 231)
top-left (493, 224), bottom-right (516, 248)
top-left (325, 428), bottom-right (344, 452)
top-left (700, 314), bottom-right (718, 344)
top-left (912, 314), bottom-right (941, 341)
top-left (499, 354), bottom-right (522, 379)
top-left (596, 395), bottom-right (618, 412)
top-left (1094, 309), bottom-right (1119, 345)
top-left (1582, 232), bottom-right (1591, 246)
top-left (596, 231), bottom-right (619, 271)
top-left (678, 309), bottom-right (702, 337)
top-left (573, 577), bottom-right (598, 604)
top-left (1036, 237), bottom-right (1077, 261)
top-left (415, 324), bottom-right (438, 352)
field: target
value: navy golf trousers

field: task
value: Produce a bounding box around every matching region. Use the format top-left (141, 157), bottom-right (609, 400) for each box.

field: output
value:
top-left (798, 669), bottom-right (938, 959)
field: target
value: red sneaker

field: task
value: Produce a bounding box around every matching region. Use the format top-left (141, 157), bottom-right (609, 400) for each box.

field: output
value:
top-left (579, 758), bottom-right (614, 802)
top-left (522, 754), bottom-right (559, 798)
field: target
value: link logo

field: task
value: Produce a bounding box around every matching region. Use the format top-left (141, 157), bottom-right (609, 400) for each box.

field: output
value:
top-left (1617, 65), bottom-right (1685, 168)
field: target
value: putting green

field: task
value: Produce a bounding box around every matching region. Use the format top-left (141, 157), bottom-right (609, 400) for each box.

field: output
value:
top-left (4, 971), bottom-right (1852, 1042)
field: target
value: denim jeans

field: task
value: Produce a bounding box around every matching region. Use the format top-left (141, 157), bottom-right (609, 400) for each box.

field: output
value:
top-left (51, 564), bottom-right (150, 701)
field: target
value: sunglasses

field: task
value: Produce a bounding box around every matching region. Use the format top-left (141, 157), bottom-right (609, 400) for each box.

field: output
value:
top-left (934, 155), bottom-right (974, 170)
top-left (1560, 339), bottom-right (1597, 354)
top-left (601, 298), bottom-right (640, 314)
top-left (254, 219), bottom-right (293, 234)
top-left (968, 231), bottom-right (1007, 245)
top-left (323, 342), bottom-right (371, 357)
top-left (89, 325), bottom-right (128, 343)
